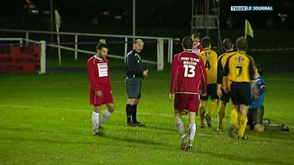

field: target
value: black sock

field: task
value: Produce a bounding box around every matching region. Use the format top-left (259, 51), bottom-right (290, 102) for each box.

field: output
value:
top-left (132, 104), bottom-right (137, 123)
top-left (264, 124), bottom-right (280, 131)
top-left (126, 104), bottom-right (132, 123)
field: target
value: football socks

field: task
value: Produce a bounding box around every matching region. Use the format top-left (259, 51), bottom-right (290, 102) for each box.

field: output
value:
top-left (199, 106), bottom-right (205, 125)
top-left (264, 124), bottom-right (280, 131)
top-left (132, 104), bottom-right (138, 123)
top-left (208, 100), bottom-right (218, 117)
top-left (176, 118), bottom-right (185, 136)
top-left (92, 111), bottom-right (99, 130)
top-left (217, 103), bottom-right (226, 129)
top-left (230, 109), bottom-right (239, 127)
top-left (238, 115), bottom-right (248, 137)
top-left (189, 123), bottom-right (196, 141)
top-left (126, 104), bottom-right (132, 123)
top-left (100, 109), bottom-right (112, 125)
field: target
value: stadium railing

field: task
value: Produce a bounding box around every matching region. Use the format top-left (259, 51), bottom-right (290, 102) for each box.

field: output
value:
top-left (0, 29), bottom-right (174, 71)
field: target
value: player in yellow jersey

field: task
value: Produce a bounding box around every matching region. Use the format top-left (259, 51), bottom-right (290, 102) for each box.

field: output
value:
top-left (198, 37), bottom-right (219, 128)
top-left (223, 37), bottom-right (255, 139)
top-left (216, 38), bottom-right (236, 132)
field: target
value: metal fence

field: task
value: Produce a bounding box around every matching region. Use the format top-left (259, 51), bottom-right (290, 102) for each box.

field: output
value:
top-left (0, 29), bottom-right (174, 71)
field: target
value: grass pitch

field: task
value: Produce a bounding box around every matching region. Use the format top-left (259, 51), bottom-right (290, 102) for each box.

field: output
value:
top-left (0, 70), bottom-right (294, 165)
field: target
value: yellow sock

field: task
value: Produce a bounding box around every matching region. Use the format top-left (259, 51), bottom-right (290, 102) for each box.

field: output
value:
top-left (238, 115), bottom-right (248, 137)
top-left (230, 109), bottom-right (238, 127)
top-left (199, 106), bottom-right (205, 125)
top-left (217, 103), bottom-right (226, 129)
top-left (208, 100), bottom-right (218, 117)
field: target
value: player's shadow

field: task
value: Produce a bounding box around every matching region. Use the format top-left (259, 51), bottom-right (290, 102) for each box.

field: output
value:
top-left (200, 150), bottom-right (291, 165)
top-left (0, 127), bottom-right (45, 133)
top-left (145, 125), bottom-right (177, 133)
top-left (1, 136), bottom-right (97, 145)
top-left (101, 134), bottom-right (169, 147)
top-left (2, 134), bottom-right (171, 148)
top-left (0, 126), bottom-right (172, 147)
top-left (249, 131), bottom-right (294, 143)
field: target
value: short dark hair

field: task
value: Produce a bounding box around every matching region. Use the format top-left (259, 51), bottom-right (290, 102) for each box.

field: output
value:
top-left (182, 36), bottom-right (193, 49)
top-left (235, 37), bottom-right (248, 51)
top-left (223, 38), bottom-right (233, 50)
top-left (96, 42), bottom-right (108, 51)
top-left (256, 64), bottom-right (265, 76)
top-left (201, 37), bottom-right (211, 48)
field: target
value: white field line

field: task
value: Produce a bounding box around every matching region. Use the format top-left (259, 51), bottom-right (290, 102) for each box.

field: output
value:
top-left (0, 104), bottom-right (173, 118)
top-left (1, 104), bottom-right (293, 128)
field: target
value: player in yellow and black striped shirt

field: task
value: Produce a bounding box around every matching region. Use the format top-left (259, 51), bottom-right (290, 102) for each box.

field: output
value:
top-left (198, 37), bottom-right (218, 128)
top-left (215, 38), bottom-right (236, 132)
top-left (223, 37), bottom-right (255, 140)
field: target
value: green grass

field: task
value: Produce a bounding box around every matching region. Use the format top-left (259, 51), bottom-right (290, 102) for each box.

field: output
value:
top-left (0, 71), bottom-right (294, 165)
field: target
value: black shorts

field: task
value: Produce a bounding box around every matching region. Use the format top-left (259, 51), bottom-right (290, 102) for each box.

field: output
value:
top-left (126, 78), bottom-right (141, 99)
top-left (200, 83), bottom-right (219, 100)
top-left (247, 106), bottom-right (264, 130)
top-left (220, 88), bottom-right (231, 103)
top-left (230, 82), bottom-right (252, 105)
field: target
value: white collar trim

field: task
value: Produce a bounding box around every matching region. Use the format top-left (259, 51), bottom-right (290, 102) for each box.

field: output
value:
top-left (94, 55), bottom-right (103, 60)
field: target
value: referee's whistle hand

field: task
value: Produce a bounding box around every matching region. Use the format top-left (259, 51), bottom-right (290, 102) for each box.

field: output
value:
top-left (143, 70), bottom-right (148, 78)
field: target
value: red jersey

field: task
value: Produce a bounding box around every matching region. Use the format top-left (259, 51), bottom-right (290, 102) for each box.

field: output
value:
top-left (170, 51), bottom-right (207, 95)
top-left (87, 55), bottom-right (112, 91)
top-left (192, 44), bottom-right (203, 55)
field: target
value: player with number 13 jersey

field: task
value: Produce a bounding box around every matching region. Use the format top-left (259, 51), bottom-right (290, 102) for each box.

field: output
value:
top-left (170, 51), bottom-right (207, 98)
top-left (170, 36), bottom-right (207, 151)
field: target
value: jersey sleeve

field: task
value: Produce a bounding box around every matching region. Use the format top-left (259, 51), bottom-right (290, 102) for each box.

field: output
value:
top-left (223, 56), bottom-right (231, 77)
top-left (256, 78), bottom-right (266, 94)
top-left (217, 55), bottom-right (224, 85)
top-left (108, 75), bottom-right (112, 91)
top-left (199, 52), bottom-right (203, 60)
top-left (106, 59), bottom-right (112, 91)
top-left (199, 57), bottom-right (207, 94)
top-left (248, 57), bottom-right (255, 80)
top-left (248, 55), bottom-right (256, 67)
top-left (170, 55), bottom-right (178, 94)
top-left (198, 45), bottom-right (203, 52)
top-left (87, 59), bottom-right (101, 91)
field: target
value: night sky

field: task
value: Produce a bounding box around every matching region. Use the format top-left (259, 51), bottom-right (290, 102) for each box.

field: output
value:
top-left (1, 0), bottom-right (293, 29)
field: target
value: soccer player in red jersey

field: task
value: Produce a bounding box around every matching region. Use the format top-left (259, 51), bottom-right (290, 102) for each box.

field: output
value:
top-left (191, 33), bottom-right (203, 55)
top-left (87, 42), bottom-right (115, 136)
top-left (170, 36), bottom-right (207, 151)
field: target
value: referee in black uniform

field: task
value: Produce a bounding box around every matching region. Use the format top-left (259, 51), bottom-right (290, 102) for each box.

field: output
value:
top-left (125, 39), bottom-right (148, 126)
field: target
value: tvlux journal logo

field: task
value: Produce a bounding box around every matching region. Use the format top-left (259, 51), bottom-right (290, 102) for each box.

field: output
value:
top-left (231, 6), bottom-right (274, 11)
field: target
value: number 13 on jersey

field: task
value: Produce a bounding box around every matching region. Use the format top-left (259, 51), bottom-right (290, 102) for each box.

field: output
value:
top-left (184, 64), bottom-right (196, 77)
